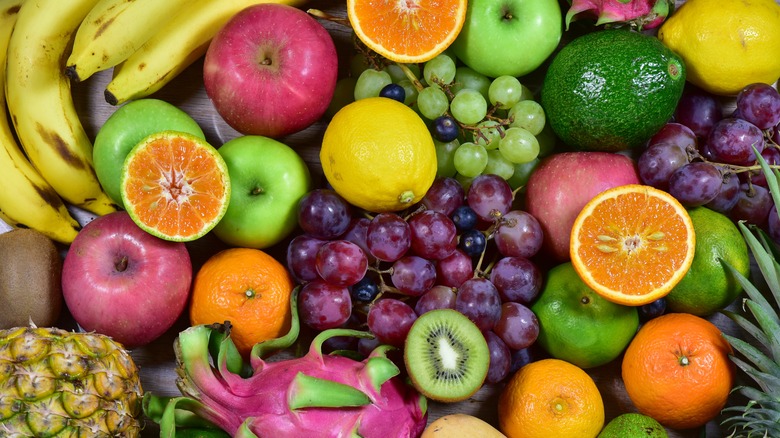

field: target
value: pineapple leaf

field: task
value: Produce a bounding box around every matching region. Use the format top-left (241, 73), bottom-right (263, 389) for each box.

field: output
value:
top-left (732, 386), bottom-right (780, 409)
top-left (744, 299), bottom-right (780, 363)
top-left (731, 354), bottom-right (780, 394)
top-left (722, 310), bottom-right (771, 349)
top-left (730, 222), bottom-right (780, 315)
top-left (723, 334), bottom-right (780, 377)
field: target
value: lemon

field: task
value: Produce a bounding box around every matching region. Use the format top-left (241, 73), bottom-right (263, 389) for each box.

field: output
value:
top-left (664, 206), bottom-right (751, 316)
top-left (657, 0), bottom-right (780, 96)
top-left (320, 97), bottom-right (437, 212)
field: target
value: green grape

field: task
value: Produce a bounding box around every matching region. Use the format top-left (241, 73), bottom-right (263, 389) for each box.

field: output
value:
top-left (506, 158), bottom-right (541, 190)
top-left (326, 77), bottom-right (357, 118)
top-left (488, 75), bottom-right (523, 110)
top-left (384, 63), bottom-right (421, 83)
top-left (519, 84), bottom-right (535, 101)
top-left (472, 120), bottom-right (502, 150)
top-left (499, 127), bottom-right (540, 164)
top-left (434, 138), bottom-right (460, 178)
top-left (354, 69), bottom-right (392, 100)
top-left (485, 149), bottom-right (515, 180)
top-left (450, 89), bottom-right (487, 125)
top-left (536, 123), bottom-right (559, 157)
top-left (417, 86), bottom-right (449, 120)
top-left (453, 142), bottom-right (488, 178)
top-left (509, 100), bottom-right (546, 135)
top-left (423, 54), bottom-right (456, 89)
top-left (397, 79), bottom-right (419, 106)
top-left (350, 53), bottom-right (370, 78)
top-left (451, 66), bottom-right (491, 100)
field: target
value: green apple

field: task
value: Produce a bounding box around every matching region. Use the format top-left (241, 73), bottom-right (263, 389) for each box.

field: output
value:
top-left (93, 99), bottom-right (204, 208)
top-left (450, 0), bottom-right (563, 78)
top-left (212, 135), bottom-right (311, 249)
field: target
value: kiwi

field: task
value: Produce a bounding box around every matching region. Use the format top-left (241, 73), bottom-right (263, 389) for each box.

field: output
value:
top-left (403, 309), bottom-right (489, 402)
top-left (0, 228), bottom-right (63, 328)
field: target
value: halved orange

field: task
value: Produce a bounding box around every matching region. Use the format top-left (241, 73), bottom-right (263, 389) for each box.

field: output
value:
top-left (570, 184), bottom-right (695, 306)
top-left (120, 130), bottom-right (230, 242)
top-left (346, 0), bottom-right (467, 63)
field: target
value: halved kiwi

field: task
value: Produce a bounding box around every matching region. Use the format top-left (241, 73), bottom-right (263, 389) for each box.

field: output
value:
top-left (403, 309), bottom-right (490, 402)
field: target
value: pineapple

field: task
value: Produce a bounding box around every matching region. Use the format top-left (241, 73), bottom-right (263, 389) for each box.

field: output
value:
top-left (721, 154), bottom-right (780, 437)
top-left (0, 326), bottom-right (143, 437)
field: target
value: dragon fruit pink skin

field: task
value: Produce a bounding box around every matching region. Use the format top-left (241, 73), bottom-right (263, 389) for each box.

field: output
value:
top-left (143, 289), bottom-right (428, 438)
top-left (565, 0), bottom-right (674, 30)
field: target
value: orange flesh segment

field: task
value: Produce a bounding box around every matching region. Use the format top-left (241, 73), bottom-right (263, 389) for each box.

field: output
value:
top-left (123, 135), bottom-right (227, 239)
top-left (349, 0), bottom-right (466, 62)
top-left (571, 185), bottom-right (694, 305)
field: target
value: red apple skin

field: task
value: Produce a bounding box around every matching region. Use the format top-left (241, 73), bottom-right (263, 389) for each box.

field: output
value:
top-left (203, 3), bottom-right (338, 138)
top-left (524, 152), bottom-right (641, 262)
top-left (62, 211), bottom-right (192, 348)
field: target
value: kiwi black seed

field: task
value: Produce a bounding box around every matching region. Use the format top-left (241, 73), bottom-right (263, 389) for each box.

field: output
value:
top-left (403, 308), bottom-right (489, 402)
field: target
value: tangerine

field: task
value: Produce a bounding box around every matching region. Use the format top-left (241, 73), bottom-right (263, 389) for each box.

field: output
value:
top-left (190, 247), bottom-right (295, 356)
top-left (621, 312), bottom-right (735, 430)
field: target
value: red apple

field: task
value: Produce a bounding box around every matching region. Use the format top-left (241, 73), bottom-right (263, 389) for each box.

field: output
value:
top-left (203, 3), bottom-right (338, 138)
top-left (524, 152), bottom-right (641, 262)
top-left (62, 211), bottom-right (192, 348)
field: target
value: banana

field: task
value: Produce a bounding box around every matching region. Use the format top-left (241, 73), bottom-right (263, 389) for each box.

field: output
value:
top-left (65, 0), bottom-right (194, 83)
top-left (5, 0), bottom-right (118, 217)
top-left (0, 0), bottom-right (81, 244)
top-left (105, 0), bottom-right (305, 106)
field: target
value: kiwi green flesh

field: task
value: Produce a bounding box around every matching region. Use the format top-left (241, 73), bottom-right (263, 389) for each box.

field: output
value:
top-left (403, 309), bottom-right (489, 402)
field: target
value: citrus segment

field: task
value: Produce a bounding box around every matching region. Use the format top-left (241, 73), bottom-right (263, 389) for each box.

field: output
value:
top-left (570, 184), bottom-right (695, 306)
top-left (120, 130), bottom-right (230, 242)
top-left (190, 247), bottom-right (295, 357)
top-left (347, 0), bottom-right (467, 63)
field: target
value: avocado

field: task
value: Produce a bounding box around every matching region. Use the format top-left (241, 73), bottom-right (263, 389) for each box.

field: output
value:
top-left (540, 29), bottom-right (686, 152)
top-left (0, 228), bottom-right (63, 328)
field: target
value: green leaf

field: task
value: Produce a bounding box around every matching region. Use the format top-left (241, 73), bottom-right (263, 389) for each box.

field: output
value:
top-left (722, 310), bottom-right (771, 349)
top-left (745, 299), bottom-right (780, 362)
top-left (724, 334), bottom-right (780, 376)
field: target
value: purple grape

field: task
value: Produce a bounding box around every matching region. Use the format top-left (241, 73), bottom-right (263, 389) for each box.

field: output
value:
top-left (455, 277), bottom-right (502, 332)
top-left (414, 285), bottom-right (457, 315)
top-left (390, 255), bottom-right (437, 297)
top-left (298, 280), bottom-right (352, 331)
top-left (367, 212), bottom-right (411, 262)
top-left (493, 302), bottom-right (539, 350)
top-left (435, 249), bottom-right (474, 288)
top-left (450, 204), bottom-right (478, 231)
top-left (466, 174), bottom-right (514, 222)
top-left (768, 205), bottom-right (780, 245)
top-left (488, 256), bottom-right (542, 304)
top-left (315, 240), bottom-right (368, 287)
top-left (286, 235), bottom-right (327, 283)
top-left (639, 297), bottom-right (667, 322)
top-left (341, 217), bottom-right (374, 262)
top-left (736, 83), bottom-right (780, 130)
top-left (421, 177), bottom-right (465, 215)
top-left (751, 147), bottom-right (780, 188)
top-left (351, 276), bottom-right (380, 302)
top-left (298, 189), bottom-right (352, 239)
top-left (674, 85), bottom-right (723, 138)
top-left (707, 118), bottom-right (765, 165)
top-left (432, 115), bottom-right (460, 143)
top-left (485, 331), bottom-right (511, 384)
top-left (510, 345), bottom-right (546, 373)
top-left (668, 162), bottom-right (723, 207)
top-left (647, 122), bottom-right (697, 150)
top-left (730, 183), bottom-right (773, 227)
top-left (705, 173), bottom-right (741, 214)
top-left (367, 298), bottom-right (418, 347)
top-left (379, 83), bottom-right (405, 103)
top-left (493, 210), bottom-right (544, 258)
top-left (458, 228), bottom-right (487, 257)
top-left (637, 142), bottom-right (690, 191)
top-left (773, 125), bottom-right (780, 145)
top-left (408, 210), bottom-right (458, 260)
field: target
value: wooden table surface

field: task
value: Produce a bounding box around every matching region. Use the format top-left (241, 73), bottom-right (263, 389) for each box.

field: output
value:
top-left (59, 0), bottom-right (762, 436)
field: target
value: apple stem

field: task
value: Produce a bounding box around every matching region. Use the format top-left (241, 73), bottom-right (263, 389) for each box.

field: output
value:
top-left (115, 256), bottom-right (129, 272)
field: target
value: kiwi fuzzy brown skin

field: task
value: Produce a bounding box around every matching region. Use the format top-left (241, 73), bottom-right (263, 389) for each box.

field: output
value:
top-left (403, 308), bottom-right (490, 403)
top-left (0, 228), bottom-right (63, 328)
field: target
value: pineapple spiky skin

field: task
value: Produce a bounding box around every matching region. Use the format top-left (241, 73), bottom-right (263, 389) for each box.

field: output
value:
top-left (0, 327), bottom-right (143, 437)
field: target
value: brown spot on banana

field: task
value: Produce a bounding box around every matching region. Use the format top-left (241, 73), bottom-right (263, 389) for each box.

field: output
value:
top-left (94, 15), bottom-right (116, 39)
top-left (34, 122), bottom-right (88, 170)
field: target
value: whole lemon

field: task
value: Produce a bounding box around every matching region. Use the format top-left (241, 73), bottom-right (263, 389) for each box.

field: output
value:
top-left (320, 97), bottom-right (437, 213)
top-left (657, 0), bottom-right (780, 95)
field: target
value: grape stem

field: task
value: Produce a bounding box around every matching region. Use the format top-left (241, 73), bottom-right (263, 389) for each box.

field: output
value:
top-left (306, 9), bottom-right (351, 27)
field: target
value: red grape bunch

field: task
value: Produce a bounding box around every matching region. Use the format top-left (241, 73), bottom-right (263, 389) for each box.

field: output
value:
top-left (287, 174), bottom-right (546, 383)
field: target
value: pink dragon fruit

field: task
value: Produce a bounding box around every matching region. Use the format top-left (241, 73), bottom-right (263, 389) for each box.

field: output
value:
top-left (565, 0), bottom-right (674, 30)
top-left (143, 289), bottom-right (428, 438)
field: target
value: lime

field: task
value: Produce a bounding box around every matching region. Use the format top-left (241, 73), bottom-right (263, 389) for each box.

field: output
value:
top-left (665, 206), bottom-right (751, 316)
top-left (531, 262), bottom-right (639, 369)
top-left (598, 413), bottom-right (668, 438)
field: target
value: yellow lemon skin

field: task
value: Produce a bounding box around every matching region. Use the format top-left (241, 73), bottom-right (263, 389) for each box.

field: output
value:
top-left (320, 97), bottom-right (437, 213)
top-left (657, 0), bottom-right (780, 96)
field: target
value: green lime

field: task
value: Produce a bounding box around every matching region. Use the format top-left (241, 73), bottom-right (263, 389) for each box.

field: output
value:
top-left (665, 206), bottom-right (751, 316)
top-left (540, 29), bottom-right (686, 152)
top-left (598, 413), bottom-right (668, 437)
top-left (531, 262), bottom-right (639, 369)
